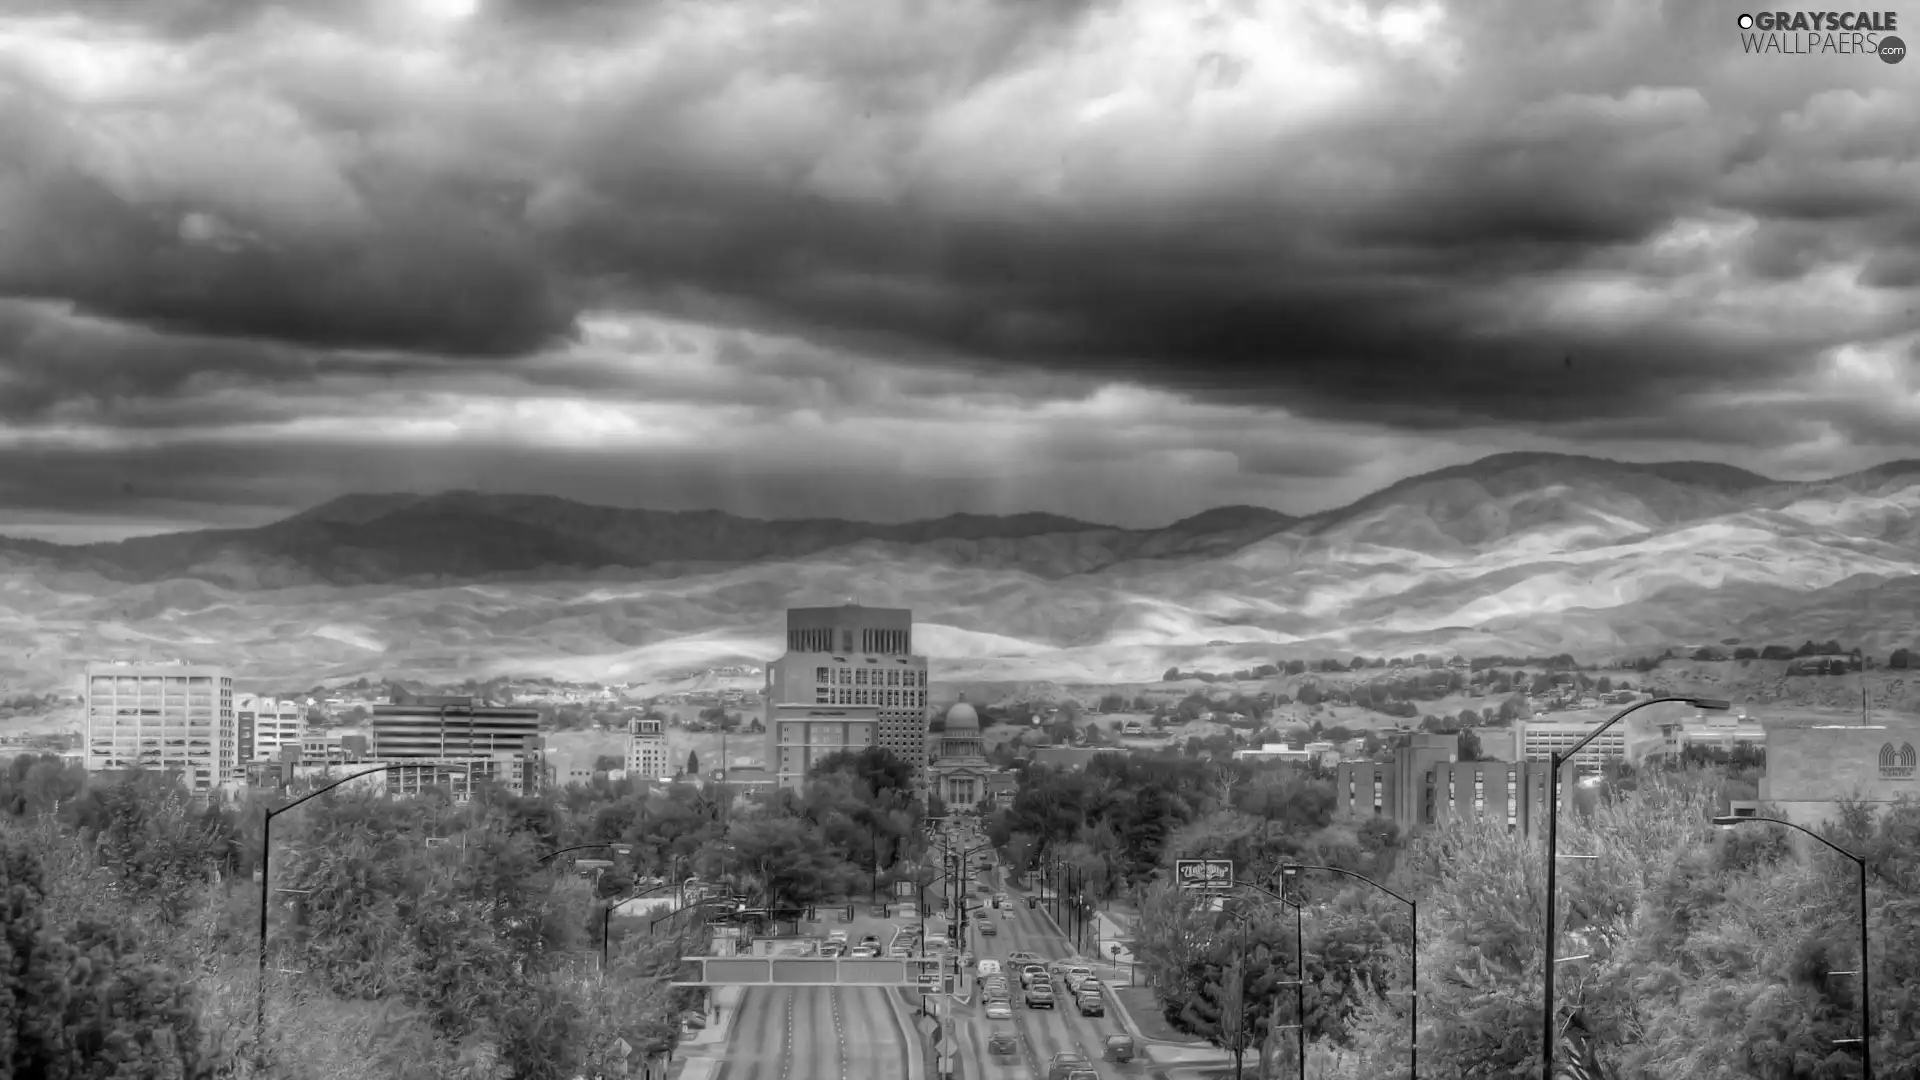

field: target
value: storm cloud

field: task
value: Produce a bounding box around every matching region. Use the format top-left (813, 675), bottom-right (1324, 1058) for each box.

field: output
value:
top-left (0, 0), bottom-right (1916, 537)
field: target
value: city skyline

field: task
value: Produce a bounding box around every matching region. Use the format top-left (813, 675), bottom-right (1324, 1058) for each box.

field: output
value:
top-left (1, 0), bottom-right (1915, 543)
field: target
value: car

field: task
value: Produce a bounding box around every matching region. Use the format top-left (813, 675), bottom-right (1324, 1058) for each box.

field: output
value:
top-left (896, 903), bottom-right (918, 919)
top-left (985, 999), bottom-right (1013, 1020)
top-left (890, 945), bottom-right (912, 958)
top-left (1046, 960), bottom-right (1075, 979)
top-left (980, 921), bottom-right (997, 936)
top-left (1078, 978), bottom-right (1104, 995)
top-left (976, 882), bottom-right (992, 893)
top-left (851, 944), bottom-right (880, 959)
top-left (1076, 990), bottom-right (1105, 1017)
top-left (827, 930), bottom-right (849, 944)
top-left (994, 893), bottom-right (1010, 907)
top-left (976, 959), bottom-right (1003, 978)
top-left (983, 979), bottom-right (1010, 999)
top-left (1103, 1034), bottom-right (1135, 1063)
top-left (1047, 1053), bottom-right (1092, 1080)
top-left (987, 1031), bottom-right (1019, 1056)
top-left (1007, 951), bottom-right (1042, 965)
top-left (1066, 1071), bottom-right (1100, 1080)
top-left (1024, 984), bottom-right (1054, 1008)
top-left (1019, 964), bottom-right (1049, 988)
top-left (926, 936), bottom-right (950, 952)
top-left (820, 941), bottom-right (845, 957)
top-left (1064, 967), bottom-right (1094, 992)
top-left (861, 934), bottom-right (880, 945)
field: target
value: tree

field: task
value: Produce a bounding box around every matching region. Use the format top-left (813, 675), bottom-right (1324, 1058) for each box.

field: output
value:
top-left (685, 751), bottom-right (700, 777)
top-left (1458, 729), bottom-right (1483, 761)
top-left (592, 755), bottom-right (623, 773)
top-left (1891, 647), bottom-right (1916, 669)
top-left (0, 834), bottom-right (224, 1079)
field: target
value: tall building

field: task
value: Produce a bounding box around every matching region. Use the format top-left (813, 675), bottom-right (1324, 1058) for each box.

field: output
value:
top-left (81, 661), bottom-right (236, 794)
top-left (628, 716), bottom-right (670, 779)
top-left (236, 694), bottom-right (305, 763)
top-left (371, 695), bottom-right (545, 796)
top-left (1334, 733), bottom-right (1574, 841)
top-left (767, 704), bottom-right (880, 788)
top-left (762, 604), bottom-right (930, 777)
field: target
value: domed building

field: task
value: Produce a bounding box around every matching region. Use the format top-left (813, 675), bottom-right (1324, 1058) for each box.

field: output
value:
top-left (927, 696), bottom-right (996, 808)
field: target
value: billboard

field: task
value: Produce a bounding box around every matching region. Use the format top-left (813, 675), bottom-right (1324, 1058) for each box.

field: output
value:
top-left (1174, 859), bottom-right (1234, 891)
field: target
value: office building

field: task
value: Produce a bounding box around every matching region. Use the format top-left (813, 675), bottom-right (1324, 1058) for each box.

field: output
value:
top-left (1514, 718), bottom-right (1630, 771)
top-left (1727, 720), bottom-right (1919, 827)
top-left (763, 604), bottom-right (930, 776)
top-left (628, 716), bottom-right (671, 779)
top-left (237, 694), bottom-right (305, 763)
top-left (371, 694), bottom-right (545, 796)
top-left (767, 704), bottom-right (879, 789)
top-left (81, 661), bottom-right (236, 794)
top-left (1335, 733), bottom-right (1573, 841)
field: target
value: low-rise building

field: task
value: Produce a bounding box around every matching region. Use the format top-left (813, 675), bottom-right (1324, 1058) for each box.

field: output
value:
top-left (1729, 720), bottom-right (1919, 827)
top-left (1335, 733), bottom-right (1574, 841)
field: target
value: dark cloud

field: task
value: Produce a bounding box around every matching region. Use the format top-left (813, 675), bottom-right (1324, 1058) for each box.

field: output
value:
top-left (2, 0), bottom-right (1919, 538)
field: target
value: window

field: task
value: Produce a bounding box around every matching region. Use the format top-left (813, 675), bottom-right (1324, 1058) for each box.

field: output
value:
top-left (816, 667), bottom-right (830, 682)
top-left (856, 669), bottom-right (868, 686)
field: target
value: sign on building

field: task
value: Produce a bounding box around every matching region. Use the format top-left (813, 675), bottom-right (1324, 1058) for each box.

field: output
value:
top-left (1879, 741), bottom-right (1917, 781)
top-left (1173, 859), bottom-right (1234, 891)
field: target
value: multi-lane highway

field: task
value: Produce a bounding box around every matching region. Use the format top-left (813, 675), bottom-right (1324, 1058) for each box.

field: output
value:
top-left (715, 835), bottom-right (1162, 1080)
top-left (946, 873), bottom-right (1158, 1080)
top-left (715, 985), bottom-right (917, 1080)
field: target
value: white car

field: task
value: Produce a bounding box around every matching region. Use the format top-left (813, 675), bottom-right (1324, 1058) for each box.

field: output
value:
top-left (1064, 967), bottom-right (1094, 991)
top-left (828, 931), bottom-right (849, 945)
top-left (976, 959), bottom-right (1003, 978)
top-left (984, 1000), bottom-right (1013, 1020)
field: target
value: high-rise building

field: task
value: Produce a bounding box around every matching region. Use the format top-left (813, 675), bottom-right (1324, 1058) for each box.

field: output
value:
top-left (81, 661), bottom-right (236, 794)
top-left (628, 716), bottom-right (670, 779)
top-left (763, 604), bottom-right (930, 780)
top-left (371, 694), bottom-right (545, 796)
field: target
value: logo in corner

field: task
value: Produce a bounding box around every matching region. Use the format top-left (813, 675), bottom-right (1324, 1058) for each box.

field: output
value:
top-left (1881, 34), bottom-right (1908, 62)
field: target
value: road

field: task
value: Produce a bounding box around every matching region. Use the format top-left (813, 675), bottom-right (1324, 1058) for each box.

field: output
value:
top-left (714, 908), bottom-right (919, 1080)
top-left (939, 864), bottom-right (1165, 1080)
top-left (715, 986), bottom-right (917, 1080)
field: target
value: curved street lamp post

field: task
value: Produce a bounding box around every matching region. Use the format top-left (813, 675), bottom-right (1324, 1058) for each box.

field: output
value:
top-left (256, 762), bottom-right (471, 1058)
top-left (1283, 863), bottom-right (1417, 1079)
top-left (1542, 695), bottom-right (1727, 1080)
top-left (1713, 815), bottom-right (1872, 1078)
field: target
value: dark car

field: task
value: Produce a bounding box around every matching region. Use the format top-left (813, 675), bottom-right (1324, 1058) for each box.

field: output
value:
top-left (988, 1031), bottom-right (1019, 1056)
top-left (1104, 1034), bottom-right (1135, 1062)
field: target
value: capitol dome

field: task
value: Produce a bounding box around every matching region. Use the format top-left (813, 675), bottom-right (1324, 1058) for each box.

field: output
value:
top-left (944, 698), bottom-right (980, 731)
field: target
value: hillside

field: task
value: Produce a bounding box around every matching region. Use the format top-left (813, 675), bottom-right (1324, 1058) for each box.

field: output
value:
top-left (3, 452), bottom-right (1919, 690)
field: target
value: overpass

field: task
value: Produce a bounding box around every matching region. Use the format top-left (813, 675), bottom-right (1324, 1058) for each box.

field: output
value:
top-left (672, 955), bottom-right (957, 991)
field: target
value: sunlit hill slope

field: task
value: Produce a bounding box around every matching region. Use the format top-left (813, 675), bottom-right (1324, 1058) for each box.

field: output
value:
top-left (2, 453), bottom-right (1918, 689)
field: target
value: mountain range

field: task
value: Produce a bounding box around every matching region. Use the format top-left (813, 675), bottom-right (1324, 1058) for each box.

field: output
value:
top-left (3, 451), bottom-right (1918, 691)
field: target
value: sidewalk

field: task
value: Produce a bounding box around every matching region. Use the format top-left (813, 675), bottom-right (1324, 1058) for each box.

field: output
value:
top-left (671, 983), bottom-right (744, 1080)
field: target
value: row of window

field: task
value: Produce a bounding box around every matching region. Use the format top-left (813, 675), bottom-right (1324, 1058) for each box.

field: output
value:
top-left (813, 689), bottom-right (927, 707)
top-left (813, 666), bottom-right (927, 687)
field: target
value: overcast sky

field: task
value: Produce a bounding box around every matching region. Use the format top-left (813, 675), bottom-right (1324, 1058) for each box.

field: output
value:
top-left (2, 0), bottom-right (1917, 542)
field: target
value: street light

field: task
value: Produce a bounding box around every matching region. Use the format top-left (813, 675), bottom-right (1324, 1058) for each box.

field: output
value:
top-left (1284, 863), bottom-right (1417, 1079)
top-left (535, 842), bottom-right (634, 865)
top-left (1211, 881), bottom-right (1305, 1080)
top-left (1542, 695), bottom-right (1727, 1080)
top-left (256, 762), bottom-right (470, 1060)
top-left (1713, 815), bottom-right (1872, 1078)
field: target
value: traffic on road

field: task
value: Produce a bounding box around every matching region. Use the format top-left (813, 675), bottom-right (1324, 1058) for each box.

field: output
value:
top-left (711, 816), bottom-right (1154, 1080)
